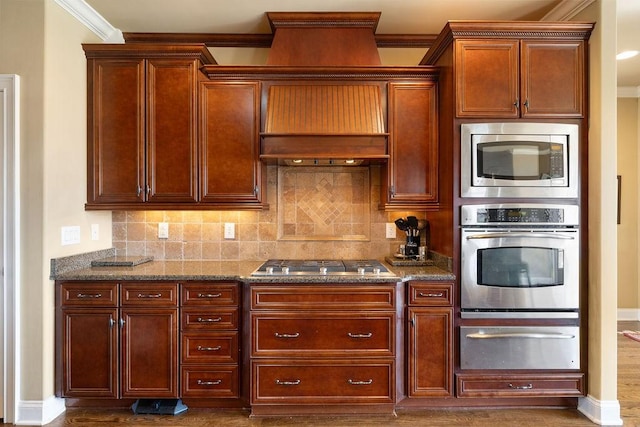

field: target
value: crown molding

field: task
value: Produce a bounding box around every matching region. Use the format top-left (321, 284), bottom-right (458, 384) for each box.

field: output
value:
top-left (618, 86), bottom-right (640, 98)
top-left (54, 0), bottom-right (124, 42)
top-left (542, 0), bottom-right (596, 21)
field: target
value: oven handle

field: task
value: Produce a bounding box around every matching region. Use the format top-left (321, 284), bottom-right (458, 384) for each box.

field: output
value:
top-left (466, 332), bottom-right (575, 339)
top-left (465, 232), bottom-right (575, 240)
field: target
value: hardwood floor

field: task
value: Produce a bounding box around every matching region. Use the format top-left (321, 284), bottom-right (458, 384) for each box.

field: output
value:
top-left (5, 321), bottom-right (640, 426)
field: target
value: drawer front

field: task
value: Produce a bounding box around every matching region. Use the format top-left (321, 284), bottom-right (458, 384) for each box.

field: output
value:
top-left (182, 308), bottom-right (239, 330)
top-left (251, 285), bottom-right (395, 310)
top-left (121, 283), bottom-right (178, 306)
top-left (181, 366), bottom-right (239, 398)
top-left (408, 282), bottom-right (454, 306)
top-left (456, 373), bottom-right (585, 398)
top-left (181, 282), bottom-right (239, 306)
top-left (59, 282), bottom-right (118, 306)
top-left (460, 326), bottom-right (580, 370)
top-left (252, 360), bottom-right (394, 403)
top-left (252, 313), bottom-right (394, 357)
top-left (182, 332), bottom-right (238, 364)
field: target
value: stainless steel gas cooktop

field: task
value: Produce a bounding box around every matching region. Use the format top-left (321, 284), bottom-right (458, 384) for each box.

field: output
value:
top-left (251, 259), bottom-right (394, 277)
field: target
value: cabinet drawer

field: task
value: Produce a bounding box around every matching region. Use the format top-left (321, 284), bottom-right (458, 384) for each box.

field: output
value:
top-left (182, 332), bottom-right (238, 364)
top-left (251, 285), bottom-right (395, 310)
top-left (121, 283), bottom-right (178, 306)
top-left (252, 360), bottom-right (394, 403)
top-left (252, 312), bottom-right (394, 357)
top-left (408, 282), bottom-right (453, 306)
top-left (59, 282), bottom-right (118, 306)
top-left (456, 373), bottom-right (585, 398)
top-left (182, 308), bottom-right (238, 330)
top-left (181, 366), bottom-right (239, 398)
top-left (181, 282), bottom-right (239, 306)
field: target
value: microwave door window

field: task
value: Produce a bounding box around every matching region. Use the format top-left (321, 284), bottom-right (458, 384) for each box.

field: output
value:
top-left (476, 142), bottom-right (554, 181)
top-left (477, 247), bottom-right (563, 288)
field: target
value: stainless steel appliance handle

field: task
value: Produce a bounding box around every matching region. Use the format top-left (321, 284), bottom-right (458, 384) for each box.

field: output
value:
top-left (466, 332), bottom-right (575, 339)
top-left (466, 232), bottom-right (575, 240)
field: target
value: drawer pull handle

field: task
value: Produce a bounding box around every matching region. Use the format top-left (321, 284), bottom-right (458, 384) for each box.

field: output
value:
top-left (198, 293), bottom-right (222, 298)
top-left (275, 379), bottom-right (301, 386)
top-left (196, 345), bottom-right (221, 352)
top-left (508, 383), bottom-right (533, 390)
top-left (274, 332), bottom-right (300, 338)
top-left (197, 379), bottom-right (222, 386)
top-left (347, 332), bottom-right (372, 339)
top-left (419, 292), bottom-right (444, 298)
top-left (348, 379), bottom-right (373, 385)
top-left (197, 317), bottom-right (222, 323)
top-left (77, 293), bottom-right (102, 299)
top-left (137, 293), bottom-right (162, 298)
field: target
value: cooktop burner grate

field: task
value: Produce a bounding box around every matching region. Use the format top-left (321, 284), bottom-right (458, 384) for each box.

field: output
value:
top-left (251, 259), bottom-right (393, 276)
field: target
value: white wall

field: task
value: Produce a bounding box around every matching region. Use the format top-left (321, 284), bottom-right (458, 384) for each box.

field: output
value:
top-left (0, 0), bottom-right (110, 422)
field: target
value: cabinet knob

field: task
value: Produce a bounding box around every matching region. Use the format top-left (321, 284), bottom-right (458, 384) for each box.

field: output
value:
top-left (524, 99), bottom-right (530, 110)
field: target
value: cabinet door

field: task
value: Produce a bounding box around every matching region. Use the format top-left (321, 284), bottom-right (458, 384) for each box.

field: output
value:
top-left (60, 308), bottom-right (118, 397)
top-left (407, 307), bottom-right (453, 397)
top-left (87, 59), bottom-right (145, 204)
top-left (455, 40), bottom-right (520, 118)
top-left (146, 59), bottom-right (199, 203)
top-left (383, 82), bottom-right (438, 209)
top-left (521, 40), bottom-right (585, 118)
top-left (200, 82), bottom-right (262, 205)
top-left (121, 308), bottom-right (179, 398)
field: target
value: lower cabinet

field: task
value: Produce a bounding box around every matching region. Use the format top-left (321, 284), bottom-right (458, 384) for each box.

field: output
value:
top-left (56, 280), bottom-right (241, 401)
top-left (248, 284), bottom-right (397, 415)
top-left (180, 282), bottom-right (240, 398)
top-left (406, 281), bottom-right (454, 398)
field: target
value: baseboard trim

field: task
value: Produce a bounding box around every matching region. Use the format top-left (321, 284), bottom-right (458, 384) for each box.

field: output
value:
top-left (578, 395), bottom-right (622, 426)
top-left (618, 308), bottom-right (640, 321)
top-left (15, 396), bottom-right (66, 426)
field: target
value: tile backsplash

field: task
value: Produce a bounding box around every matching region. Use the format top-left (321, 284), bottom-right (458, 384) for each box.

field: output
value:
top-left (113, 165), bottom-right (425, 261)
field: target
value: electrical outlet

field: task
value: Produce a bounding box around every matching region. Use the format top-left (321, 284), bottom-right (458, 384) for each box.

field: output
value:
top-left (158, 222), bottom-right (169, 239)
top-left (224, 222), bottom-right (235, 239)
top-left (385, 222), bottom-right (397, 239)
top-left (91, 224), bottom-right (99, 241)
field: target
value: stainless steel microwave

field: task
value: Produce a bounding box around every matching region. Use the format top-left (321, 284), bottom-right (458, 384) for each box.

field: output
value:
top-left (461, 122), bottom-right (579, 198)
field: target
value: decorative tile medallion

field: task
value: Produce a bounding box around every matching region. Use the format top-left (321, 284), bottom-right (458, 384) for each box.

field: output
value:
top-left (277, 166), bottom-right (370, 241)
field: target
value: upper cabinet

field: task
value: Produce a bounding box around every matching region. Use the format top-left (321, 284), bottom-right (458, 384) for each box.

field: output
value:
top-left (455, 39), bottom-right (585, 118)
top-left (422, 22), bottom-right (593, 119)
top-left (200, 81), bottom-right (264, 205)
top-left (381, 81), bottom-right (439, 210)
top-left (84, 44), bottom-right (212, 209)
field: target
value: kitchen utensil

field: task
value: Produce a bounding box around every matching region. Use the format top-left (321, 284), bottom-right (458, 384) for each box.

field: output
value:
top-left (394, 218), bottom-right (408, 231)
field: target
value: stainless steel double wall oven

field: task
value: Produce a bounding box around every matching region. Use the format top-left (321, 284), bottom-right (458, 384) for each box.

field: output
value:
top-left (458, 122), bottom-right (582, 371)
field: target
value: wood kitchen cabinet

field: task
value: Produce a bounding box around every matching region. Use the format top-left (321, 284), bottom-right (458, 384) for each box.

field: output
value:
top-left (83, 44), bottom-right (215, 210)
top-left (455, 39), bottom-right (586, 118)
top-left (180, 282), bottom-right (241, 399)
top-left (248, 284), bottom-right (398, 416)
top-left (381, 81), bottom-right (439, 210)
top-left (406, 281), bottom-right (453, 398)
top-left (199, 81), bottom-right (265, 207)
top-left (56, 281), bottom-right (179, 399)
top-left (57, 282), bottom-right (118, 397)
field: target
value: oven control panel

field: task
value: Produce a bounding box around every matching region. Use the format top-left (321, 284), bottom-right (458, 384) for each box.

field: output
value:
top-left (461, 204), bottom-right (579, 226)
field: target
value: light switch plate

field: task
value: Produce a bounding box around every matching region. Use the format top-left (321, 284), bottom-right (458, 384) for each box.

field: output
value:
top-left (61, 226), bottom-right (80, 245)
top-left (91, 224), bottom-right (99, 241)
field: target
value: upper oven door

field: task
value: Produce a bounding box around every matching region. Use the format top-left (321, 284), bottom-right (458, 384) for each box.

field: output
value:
top-left (461, 228), bottom-right (579, 311)
top-left (461, 122), bottom-right (579, 198)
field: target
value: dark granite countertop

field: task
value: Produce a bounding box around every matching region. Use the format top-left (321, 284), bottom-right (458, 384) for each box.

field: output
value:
top-left (51, 250), bottom-right (455, 283)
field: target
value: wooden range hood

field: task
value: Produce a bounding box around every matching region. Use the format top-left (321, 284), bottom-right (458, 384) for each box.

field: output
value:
top-left (260, 12), bottom-right (389, 165)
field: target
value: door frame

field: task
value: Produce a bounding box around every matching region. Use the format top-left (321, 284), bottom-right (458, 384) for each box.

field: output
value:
top-left (1, 74), bottom-right (21, 424)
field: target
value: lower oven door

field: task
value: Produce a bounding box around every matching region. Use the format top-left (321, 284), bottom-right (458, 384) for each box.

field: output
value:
top-left (461, 228), bottom-right (579, 311)
top-left (460, 326), bottom-right (580, 370)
